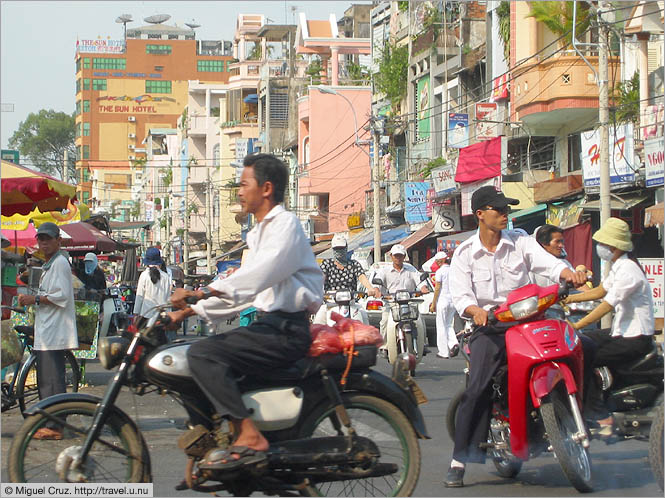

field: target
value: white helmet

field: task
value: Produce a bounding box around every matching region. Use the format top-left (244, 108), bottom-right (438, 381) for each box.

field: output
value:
top-left (331, 233), bottom-right (347, 248)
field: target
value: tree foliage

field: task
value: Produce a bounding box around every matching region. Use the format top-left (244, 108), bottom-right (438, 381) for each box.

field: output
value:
top-left (374, 42), bottom-right (409, 109)
top-left (526, 1), bottom-right (591, 49)
top-left (496, 1), bottom-right (511, 61)
top-left (612, 72), bottom-right (640, 124)
top-left (8, 109), bottom-right (77, 181)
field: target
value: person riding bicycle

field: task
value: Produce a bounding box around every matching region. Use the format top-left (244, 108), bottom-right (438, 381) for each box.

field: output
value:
top-left (564, 217), bottom-right (655, 437)
top-left (314, 233), bottom-right (380, 323)
top-left (168, 154), bottom-right (323, 472)
top-left (443, 186), bottom-right (586, 487)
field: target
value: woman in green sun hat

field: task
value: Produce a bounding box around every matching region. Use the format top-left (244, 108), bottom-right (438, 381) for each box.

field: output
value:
top-left (565, 217), bottom-right (655, 435)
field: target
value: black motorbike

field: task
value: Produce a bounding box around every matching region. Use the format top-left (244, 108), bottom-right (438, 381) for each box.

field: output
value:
top-left (8, 305), bottom-right (429, 496)
top-left (588, 332), bottom-right (663, 442)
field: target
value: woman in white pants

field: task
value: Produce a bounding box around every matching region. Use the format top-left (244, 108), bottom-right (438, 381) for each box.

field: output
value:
top-left (429, 251), bottom-right (459, 358)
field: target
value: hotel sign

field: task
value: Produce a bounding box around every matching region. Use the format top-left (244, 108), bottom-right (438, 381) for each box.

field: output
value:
top-left (77, 39), bottom-right (126, 54)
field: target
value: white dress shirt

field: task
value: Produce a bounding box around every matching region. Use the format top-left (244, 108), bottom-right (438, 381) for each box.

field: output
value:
top-left (434, 264), bottom-right (453, 306)
top-left (375, 263), bottom-right (428, 294)
top-left (192, 205), bottom-right (324, 322)
top-left (602, 254), bottom-right (654, 338)
top-left (134, 267), bottom-right (173, 326)
top-left (35, 253), bottom-right (78, 351)
top-left (531, 258), bottom-right (574, 287)
top-left (449, 229), bottom-right (568, 317)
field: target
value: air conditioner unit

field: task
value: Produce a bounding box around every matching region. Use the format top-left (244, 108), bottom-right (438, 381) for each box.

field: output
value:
top-left (128, 116), bottom-right (136, 122)
top-left (128, 144), bottom-right (136, 150)
top-left (128, 133), bottom-right (136, 139)
top-left (128, 155), bottom-right (136, 160)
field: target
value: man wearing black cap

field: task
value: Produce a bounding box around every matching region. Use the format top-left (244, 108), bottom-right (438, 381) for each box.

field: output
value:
top-left (443, 186), bottom-right (586, 487)
top-left (17, 222), bottom-right (78, 440)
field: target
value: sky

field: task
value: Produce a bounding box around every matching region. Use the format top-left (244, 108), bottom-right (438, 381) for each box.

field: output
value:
top-left (0, 0), bottom-right (370, 149)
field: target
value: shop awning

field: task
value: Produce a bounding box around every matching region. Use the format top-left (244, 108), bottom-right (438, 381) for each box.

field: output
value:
top-left (109, 220), bottom-right (154, 231)
top-left (243, 94), bottom-right (259, 104)
top-left (581, 194), bottom-right (649, 211)
top-left (645, 202), bottom-right (664, 227)
top-left (401, 221), bottom-right (434, 250)
top-left (509, 204), bottom-right (547, 222)
top-left (60, 222), bottom-right (117, 253)
top-left (356, 226), bottom-right (411, 250)
top-left (455, 137), bottom-right (501, 183)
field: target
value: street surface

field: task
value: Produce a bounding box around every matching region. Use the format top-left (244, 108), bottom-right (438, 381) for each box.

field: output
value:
top-left (1, 327), bottom-right (661, 497)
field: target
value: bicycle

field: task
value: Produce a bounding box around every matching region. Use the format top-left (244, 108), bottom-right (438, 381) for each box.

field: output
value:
top-left (1, 306), bottom-right (80, 417)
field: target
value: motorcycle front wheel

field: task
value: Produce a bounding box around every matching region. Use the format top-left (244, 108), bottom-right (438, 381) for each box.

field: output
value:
top-left (649, 402), bottom-right (664, 490)
top-left (540, 389), bottom-right (593, 493)
top-left (298, 393), bottom-right (421, 497)
top-left (8, 401), bottom-right (150, 483)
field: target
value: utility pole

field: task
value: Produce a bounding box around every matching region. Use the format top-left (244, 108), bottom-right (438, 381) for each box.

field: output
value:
top-left (206, 169), bottom-right (213, 275)
top-left (372, 118), bottom-right (382, 265)
top-left (598, 1), bottom-right (611, 328)
top-left (63, 150), bottom-right (69, 183)
top-left (183, 196), bottom-right (189, 275)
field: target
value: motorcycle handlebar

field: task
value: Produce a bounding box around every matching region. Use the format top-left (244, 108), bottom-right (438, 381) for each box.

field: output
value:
top-left (185, 295), bottom-right (200, 305)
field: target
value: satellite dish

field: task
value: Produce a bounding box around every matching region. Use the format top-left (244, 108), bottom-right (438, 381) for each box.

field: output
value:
top-left (144, 14), bottom-right (171, 24)
top-left (115, 14), bottom-right (133, 23)
top-left (185, 19), bottom-right (201, 29)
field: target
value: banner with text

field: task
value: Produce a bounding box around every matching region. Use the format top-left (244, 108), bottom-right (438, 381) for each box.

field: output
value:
top-left (639, 258), bottom-right (664, 318)
top-left (475, 102), bottom-right (498, 141)
top-left (645, 136), bottom-right (664, 187)
top-left (447, 113), bottom-right (469, 149)
top-left (431, 164), bottom-right (456, 195)
top-left (404, 181), bottom-right (431, 224)
top-left (432, 201), bottom-right (461, 232)
top-left (581, 123), bottom-right (635, 187)
top-left (77, 39), bottom-right (125, 54)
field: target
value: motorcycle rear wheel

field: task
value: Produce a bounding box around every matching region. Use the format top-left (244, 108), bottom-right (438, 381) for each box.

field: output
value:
top-left (298, 393), bottom-right (421, 497)
top-left (540, 390), bottom-right (593, 493)
top-left (649, 402), bottom-right (664, 490)
top-left (8, 401), bottom-right (150, 483)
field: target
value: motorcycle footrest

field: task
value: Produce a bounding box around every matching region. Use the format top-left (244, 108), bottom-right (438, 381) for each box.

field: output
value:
top-left (479, 441), bottom-right (509, 450)
top-left (267, 436), bottom-right (380, 468)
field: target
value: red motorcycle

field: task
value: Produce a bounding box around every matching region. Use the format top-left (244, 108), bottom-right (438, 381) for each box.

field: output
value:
top-left (447, 282), bottom-right (593, 492)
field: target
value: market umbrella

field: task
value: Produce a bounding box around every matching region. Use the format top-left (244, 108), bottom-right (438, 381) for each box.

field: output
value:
top-left (1, 200), bottom-right (90, 231)
top-left (1, 223), bottom-right (71, 255)
top-left (1, 160), bottom-right (77, 216)
top-left (59, 222), bottom-right (117, 253)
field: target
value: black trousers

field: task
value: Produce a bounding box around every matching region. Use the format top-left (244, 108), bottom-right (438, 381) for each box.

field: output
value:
top-left (583, 328), bottom-right (654, 420)
top-left (453, 326), bottom-right (506, 464)
top-left (35, 350), bottom-right (67, 399)
top-left (187, 311), bottom-right (311, 420)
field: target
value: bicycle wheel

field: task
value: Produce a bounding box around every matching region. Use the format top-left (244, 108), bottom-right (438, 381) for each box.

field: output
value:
top-left (8, 400), bottom-right (150, 483)
top-left (17, 352), bottom-right (80, 417)
top-left (298, 394), bottom-right (421, 497)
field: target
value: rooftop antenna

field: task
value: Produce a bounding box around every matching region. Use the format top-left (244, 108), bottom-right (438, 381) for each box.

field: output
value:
top-left (184, 19), bottom-right (201, 30)
top-left (144, 14), bottom-right (171, 24)
top-left (115, 14), bottom-right (133, 40)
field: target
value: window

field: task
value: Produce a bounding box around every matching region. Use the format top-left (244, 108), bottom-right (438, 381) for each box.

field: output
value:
top-left (76, 101), bottom-right (81, 115)
top-left (146, 44), bottom-right (171, 54)
top-left (154, 65), bottom-right (164, 72)
top-left (77, 146), bottom-right (81, 158)
top-left (83, 78), bottom-right (90, 90)
top-left (82, 191), bottom-right (90, 203)
top-left (83, 123), bottom-right (90, 136)
top-left (83, 100), bottom-right (90, 113)
top-left (92, 79), bottom-right (106, 91)
top-left (76, 79), bottom-right (81, 93)
top-left (76, 58), bottom-right (82, 72)
top-left (76, 125), bottom-right (81, 138)
top-left (83, 58), bottom-right (90, 69)
top-left (145, 80), bottom-right (171, 93)
top-left (83, 145), bottom-right (90, 160)
top-left (93, 58), bottom-right (126, 70)
top-left (197, 60), bottom-right (225, 72)
top-left (226, 60), bottom-right (234, 71)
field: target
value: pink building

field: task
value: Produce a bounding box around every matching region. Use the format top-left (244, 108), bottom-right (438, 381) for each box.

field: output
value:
top-left (295, 13), bottom-right (372, 234)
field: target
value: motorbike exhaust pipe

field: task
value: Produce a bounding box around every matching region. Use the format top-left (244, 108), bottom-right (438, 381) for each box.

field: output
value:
top-left (568, 393), bottom-right (590, 448)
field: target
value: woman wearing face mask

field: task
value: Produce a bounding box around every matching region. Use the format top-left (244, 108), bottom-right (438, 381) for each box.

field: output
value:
top-left (134, 247), bottom-right (173, 328)
top-left (565, 217), bottom-right (655, 436)
top-left (74, 252), bottom-right (107, 297)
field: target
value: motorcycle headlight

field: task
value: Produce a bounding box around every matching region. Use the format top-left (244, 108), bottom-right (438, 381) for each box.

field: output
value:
top-left (395, 290), bottom-right (411, 302)
top-left (508, 295), bottom-right (539, 320)
top-left (399, 303), bottom-right (411, 319)
top-left (390, 303), bottom-right (401, 322)
top-left (409, 303), bottom-right (420, 319)
top-left (98, 336), bottom-right (130, 370)
top-left (109, 287), bottom-right (119, 296)
top-left (334, 290), bottom-right (352, 304)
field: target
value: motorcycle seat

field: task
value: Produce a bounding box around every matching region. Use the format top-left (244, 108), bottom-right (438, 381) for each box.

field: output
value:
top-left (615, 345), bottom-right (663, 375)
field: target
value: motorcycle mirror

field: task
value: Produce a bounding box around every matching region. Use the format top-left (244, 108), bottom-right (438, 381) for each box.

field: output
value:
top-left (419, 272), bottom-right (430, 282)
top-left (372, 277), bottom-right (384, 286)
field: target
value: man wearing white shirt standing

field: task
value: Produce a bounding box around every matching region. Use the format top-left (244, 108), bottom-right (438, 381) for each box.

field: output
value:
top-left (428, 251), bottom-right (458, 359)
top-left (444, 186), bottom-right (586, 487)
top-left (17, 222), bottom-right (78, 440)
top-left (168, 154), bottom-right (323, 472)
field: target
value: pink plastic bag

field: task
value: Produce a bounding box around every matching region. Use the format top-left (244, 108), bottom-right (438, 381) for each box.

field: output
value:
top-left (308, 324), bottom-right (343, 356)
top-left (330, 312), bottom-right (384, 349)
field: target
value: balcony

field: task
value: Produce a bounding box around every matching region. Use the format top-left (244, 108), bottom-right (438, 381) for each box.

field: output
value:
top-left (188, 115), bottom-right (220, 137)
top-left (513, 54), bottom-right (620, 129)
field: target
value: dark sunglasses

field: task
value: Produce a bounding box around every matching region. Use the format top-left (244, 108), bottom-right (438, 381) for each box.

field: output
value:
top-left (479, 205), bottom-right (511, 215)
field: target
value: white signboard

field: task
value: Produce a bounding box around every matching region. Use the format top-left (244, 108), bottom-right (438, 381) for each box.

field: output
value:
top-left (639, 258), bottom-right (664, 318)
top-left (432, 202), bottom-right (461, 232)
top-left (77, 39), bottom-right (125, 54)
top-left (235, 138), bottom-right (249, 162)
top-left (645, 136), bottom-right (664, 187)
top-left (460, 176), bottom-right (502, 216)
top-left (144, 201), bottom-right (154, 222)
top-left (581, 123), bottom-right (635, 187)
top-left (431, 164), bottom-right (456, 194)
top-left (475, 103), bottom-right (498, 141)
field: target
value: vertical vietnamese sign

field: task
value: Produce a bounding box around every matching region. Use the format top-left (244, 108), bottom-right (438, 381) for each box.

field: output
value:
top-left (639, 258), bottom-right (664, 318)
top-left (416, 77), bottom-right (430, 141)
top-left (404, 182), bottom-right (431, 224)
top-left (475, 103), bottom-right (498, 141)
top-left (644, 136), bottom-right (664, 187)
top-left (580, 123), bottom-right (635, 187)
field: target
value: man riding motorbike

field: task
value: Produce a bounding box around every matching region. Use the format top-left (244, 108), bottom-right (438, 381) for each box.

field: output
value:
top-left (564, 217), bottom-right (655, 436)
top-left (444, 186), bottom-right (586, 488)
top-left (168, 153), bottom-right (324, 472)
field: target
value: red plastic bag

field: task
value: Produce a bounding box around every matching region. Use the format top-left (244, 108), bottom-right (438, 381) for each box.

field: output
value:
top-left (330, 312), bottom-right (384, 349)
top-left (308, 324), bottom-right (343, 356)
